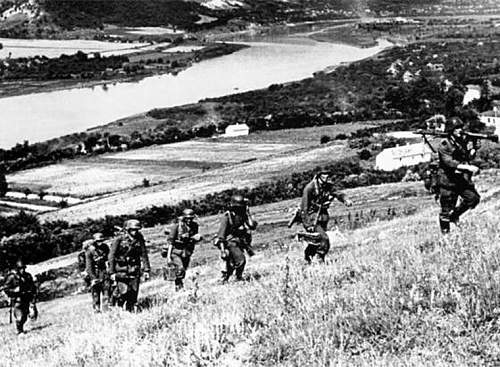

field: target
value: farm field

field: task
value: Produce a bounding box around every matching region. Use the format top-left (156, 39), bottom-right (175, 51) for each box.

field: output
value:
top-left (7, 159), bottom-right (201, 198)
top-left (217, 121), bottom-right (380, 145)
top-left (39, 141), bottom-right (353, 222)
top-left (104, 140), bottom-right (301, 164)
top-left (2, 172), bottom-right (500, 366)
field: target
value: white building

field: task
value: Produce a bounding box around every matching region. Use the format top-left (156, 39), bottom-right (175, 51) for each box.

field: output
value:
top-left (462, 84), bottom-right (481, 106)
top-left (224, 123), bottom-right (249, 137)
top-left (479, 109), bottom-right (500, 134)
top-left (376, 142), bottom-right (433, 171)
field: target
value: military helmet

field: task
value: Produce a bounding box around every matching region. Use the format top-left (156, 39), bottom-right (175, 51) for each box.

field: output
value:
top-left (15, 259), bottom-right (26, 269)
top-left (230, 194), bottom-right (246, 208)
top-left (125, 219), bottom-right (142, 230)
top-left (182, 208), bottom-right (195, 219)
top-left (445, 117), bottom-right (464, 133)
top-left (93, 232), bottom-right (105, 241)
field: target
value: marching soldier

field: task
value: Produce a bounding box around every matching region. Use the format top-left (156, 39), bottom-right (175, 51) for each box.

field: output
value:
top-left (301, 170), bottom-right (352, 263)
top-left (437, 117), bottom-right (481, 233)
top-left (161, 208), bottom-right (202, 291)
top-left (3, 259), bottom-right (36, 335)
top-left (85, 232), bottom-right (110, 313)
top-left (215, 195), bottom-right (258, 283)
top-left (108, 219), bottom-right (150, 312)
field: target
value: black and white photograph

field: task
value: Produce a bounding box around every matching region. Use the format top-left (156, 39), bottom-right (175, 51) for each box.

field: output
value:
top-left (0, 0), bottom-right (500, 365)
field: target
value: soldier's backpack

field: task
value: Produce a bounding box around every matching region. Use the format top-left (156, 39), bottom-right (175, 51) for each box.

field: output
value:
top-left (77, 250), bottom-right (86, 272)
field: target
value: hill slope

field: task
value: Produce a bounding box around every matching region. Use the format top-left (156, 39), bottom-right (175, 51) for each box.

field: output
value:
top-left (1, 173), bottom-right (499, 366)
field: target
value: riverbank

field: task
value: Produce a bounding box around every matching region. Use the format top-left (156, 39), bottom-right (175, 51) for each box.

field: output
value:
top-left (0, 42), bottom-right (247, 99)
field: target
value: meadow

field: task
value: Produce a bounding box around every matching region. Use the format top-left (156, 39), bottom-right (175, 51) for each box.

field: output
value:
top-left (1, 172), bottom-right (499, 366)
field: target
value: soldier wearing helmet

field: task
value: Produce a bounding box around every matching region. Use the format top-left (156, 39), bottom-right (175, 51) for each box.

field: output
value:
top-left (300, 169), bottom-right (352, 263)
top-left (3, 259), bottom-right (36, 335)
top-left (215, 194), bottom-right (258, 283)
top-left (108, 219), bottom-right (150, 311)
top-left (161, 208), bottom-right (202, 291)
top-left (437, 117), bottom-right (481, 233)
top-left (85, 232), bottom-right (110, 312)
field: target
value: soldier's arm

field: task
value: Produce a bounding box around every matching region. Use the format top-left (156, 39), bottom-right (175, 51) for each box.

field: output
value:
top-left (301, 184), bottom-right (315, 227)
top-left (3, 274), bottom-right (17, 297)
top-left (108, 238), bottom-right (120, 274)
top-left (438, 140), bottom-right (461, 170)
top-left (140, 235), bottom-right (151, 273)
top-left (85, 247), bottom-right (97, 280)
top-left (192, 222), bottom-right (202, 242)
top-left (245, 208), bottom-right (258, 230)
top-left (216, 215), bottom-right (230, 243)
top-left (162, 224), bottom-right (177, 258)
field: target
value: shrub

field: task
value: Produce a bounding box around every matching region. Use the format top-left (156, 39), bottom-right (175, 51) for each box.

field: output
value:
top-left (320, 135), bottom-right (331, 144)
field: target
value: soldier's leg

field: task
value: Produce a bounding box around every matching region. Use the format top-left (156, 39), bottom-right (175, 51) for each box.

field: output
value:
top-left (315, 221), bottom-right (330, 262)
top-left (170, 253), bottom-right (186, 291)
top-left (91, 285), bottom-right (101, 312)
top-left (452, 186), bottom-right (481, 221)
top-left (125, 278), bottom-right (140, 312)
top-left (439, 188), bottom-right (458, 233)
top-left (14, 302), bottom-right (28, 334)
top-left (228, 243), bottom-right (246, 281)
top-left (304, 244), bottom-right (317, 264)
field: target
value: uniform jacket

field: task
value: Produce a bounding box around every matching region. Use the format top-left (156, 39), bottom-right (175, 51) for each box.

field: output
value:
top-left (4, 270), bottom-right (36, 303)
top-left (167, 220), bottom-right (199, 257)
top-left (217, 210), bottom-right (257, 244)
top-left (301, 176), bottom-right (345, 227)
top-left (438, 137), bottom-right (472, 188)
top-left (85, 242), bottom-right (110, 281)
top-left (108, 232), bottom-right (150, 277)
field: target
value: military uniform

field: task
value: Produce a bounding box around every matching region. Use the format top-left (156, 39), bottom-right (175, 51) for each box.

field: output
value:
top-left (162, 218), bottom-right (201, 290)
top-left (108, 230), bottom-right (150, 311)
top-left (437, 136), bottom-right (480, 233)
top-left (4, 266), bottom-right (36, 334)
top-left (301, 175), bottom-right (345, 263)
top-left (216, 204), bottom-right (257, 282)
top-left (85, 240), bottom-right (110, 312)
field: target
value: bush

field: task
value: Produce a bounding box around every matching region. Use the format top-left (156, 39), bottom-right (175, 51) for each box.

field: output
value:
top-left (358, 149), bottom-right (372, 160)
top-left (320, 135), bottom-right (331, 144)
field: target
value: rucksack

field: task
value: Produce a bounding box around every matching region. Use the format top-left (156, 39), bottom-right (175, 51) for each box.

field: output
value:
top-left (77, 239), bottom-right (94, 273)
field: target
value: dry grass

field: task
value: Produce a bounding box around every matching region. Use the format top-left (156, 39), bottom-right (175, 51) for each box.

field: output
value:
top-left (1, 174), bottom-right (499, 366)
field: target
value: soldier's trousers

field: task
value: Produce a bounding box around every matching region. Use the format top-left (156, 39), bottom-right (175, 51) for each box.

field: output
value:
top-left (439, 185), bottom-right (480, 233)
top-left (13, 301), bottom-right (29, 334)
top-left (222, 241), bottom-right (246, 281)
top-left (112, 277), bottom-right (140, 312)
top-left (90, 281), bottom-right (109, 312)
top-left (304, 221), bottom-right (330, 263)
top-left (171, 252), bottom-right (191, 289)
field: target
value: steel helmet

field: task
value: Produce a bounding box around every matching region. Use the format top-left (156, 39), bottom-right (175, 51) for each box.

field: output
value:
top-left (445, 117), bottom-right (464, 133)
top-left (182, 208), bottom-right (195, 218)
top-left (15, 259), bottom-right (26, 269)
top-left (93, 232), bottom-right (105, 241)
top-left (125, 219), bottom-right (142, 230)
top-left (230, 194), bottom-right (246, 207)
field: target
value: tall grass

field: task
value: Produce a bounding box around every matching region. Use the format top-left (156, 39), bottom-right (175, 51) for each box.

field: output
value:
top-left (1, 193), bottom-right (500, 366)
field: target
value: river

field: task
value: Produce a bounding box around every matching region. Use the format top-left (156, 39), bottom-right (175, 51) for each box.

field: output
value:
top-left (0, 37), bottom-right (391, 148)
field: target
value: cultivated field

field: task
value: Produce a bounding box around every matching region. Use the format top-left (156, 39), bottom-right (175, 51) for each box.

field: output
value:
top-left (39, 141), bottom-right (353, 223)
top-left (1, 173), bottom-right (499, 366)
top-left (7, 159), bottom-right (200, 198)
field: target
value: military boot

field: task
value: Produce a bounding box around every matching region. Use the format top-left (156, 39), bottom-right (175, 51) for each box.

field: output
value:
top-left (175, 279), bottom-right (184, 291)
top-left (220, 272), bottom-right (229, 284)
top-left (439, 218), bottom-right (450, 234)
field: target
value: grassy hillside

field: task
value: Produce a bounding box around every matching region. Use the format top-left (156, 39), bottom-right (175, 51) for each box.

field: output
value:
top-left (1, 172), bottom-right (499, 365)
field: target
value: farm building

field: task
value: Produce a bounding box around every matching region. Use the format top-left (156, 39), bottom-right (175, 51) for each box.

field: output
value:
top-left (479, 109), bottom-right (500, 134)
top-left (224, 123), bottom-right (249, 137)
top-left (375, 142), bottom-right (433, 171)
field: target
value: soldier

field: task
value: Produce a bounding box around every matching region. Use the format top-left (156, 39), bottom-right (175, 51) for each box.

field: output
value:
top-left (215, 195), bottom-right (258, 283)
top-left (108, 219), bottom-right (150, 312)
top-left (3, 259), bottom-right (36, 335)
top-left (85, 232), bottom-right (110, 313)
top-left (161, 208), bottom-right (202, 291)
top-left (301, 170), bottom-right (352, 263)
top-left (437, 117), bottom-right (481, 233)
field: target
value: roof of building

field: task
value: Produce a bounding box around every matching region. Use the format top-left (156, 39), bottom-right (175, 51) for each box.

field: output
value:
top-left (378, 143), bottom-right (432, 159)
top-left (480, 110), bottom-right (500, 117)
